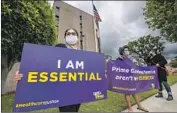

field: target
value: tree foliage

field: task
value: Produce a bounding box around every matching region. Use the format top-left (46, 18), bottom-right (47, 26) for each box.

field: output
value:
top-left (143, 0), bottom-right (177, 42)
top-left (2, 1), bottom-right (57, 69)
top-left (126, 35), bottom-right (165, 63)
top-left (170, 58), bottom-right (177, 68)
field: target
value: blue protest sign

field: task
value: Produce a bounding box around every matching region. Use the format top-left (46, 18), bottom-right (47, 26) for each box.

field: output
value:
top-left (13, 43), bottom-right (107, 112)
top-left (107, 59), bottom-right (159, 94)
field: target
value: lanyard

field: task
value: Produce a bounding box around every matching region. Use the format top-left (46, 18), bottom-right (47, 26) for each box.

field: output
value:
top-left (66, 43), bottom-right (73, 49)
top-left (66, 43), bottom-right (79, 50)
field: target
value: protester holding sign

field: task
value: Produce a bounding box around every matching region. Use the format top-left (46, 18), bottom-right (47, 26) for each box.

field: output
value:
top-left (54, 43), bottom-right (81, 112)
top-left (57, 28), bottom-right (81, 112)
top-left (148, 51), bottom-right (173, 101)
top-left (15, 28), bottom-right (81, 112)
top-left (116, 46), bottom-right (148, 112)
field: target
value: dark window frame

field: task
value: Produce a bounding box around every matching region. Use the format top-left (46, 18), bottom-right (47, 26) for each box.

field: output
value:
top-left (55, 15), bottom-right (59, 18)
top-left (80, 15), bottom-right (82, 20)
top-left (56, 6), bottom-right (60, 10)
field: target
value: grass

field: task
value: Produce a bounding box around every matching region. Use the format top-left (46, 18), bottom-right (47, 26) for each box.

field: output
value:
top-left (2, 74), bottom-right (177, 112)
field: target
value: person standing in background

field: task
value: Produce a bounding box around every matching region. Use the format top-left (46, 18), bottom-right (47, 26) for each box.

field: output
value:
top-left (148, 50), bottom-right (173, 101)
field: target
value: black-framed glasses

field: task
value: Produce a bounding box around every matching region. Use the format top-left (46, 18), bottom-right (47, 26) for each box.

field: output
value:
top-left (66, 32), bottom-right (77, 36)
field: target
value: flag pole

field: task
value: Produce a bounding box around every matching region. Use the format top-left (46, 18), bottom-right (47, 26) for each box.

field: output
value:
top-left (91, 0), bottom-right (98, 52)
top-left (92, 0), bottom-right (95, 20)
top-left (91, 1), bottom-right (101, 53)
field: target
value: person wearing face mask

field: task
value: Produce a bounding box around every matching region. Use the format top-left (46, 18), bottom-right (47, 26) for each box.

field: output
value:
top-left (116, 46), bottom-right (148, 112)
top-left (14, 28), bottom-right (81, 112)
top-left (147, 50), bottom-right (173, 101)
top-left (64, 28), bottom-right (79, 49)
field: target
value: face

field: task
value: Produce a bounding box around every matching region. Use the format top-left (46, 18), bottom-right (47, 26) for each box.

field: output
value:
top-left (123, 48), bottom-right (130, 56)
top-left (65, 29), bottom-right (78, 45)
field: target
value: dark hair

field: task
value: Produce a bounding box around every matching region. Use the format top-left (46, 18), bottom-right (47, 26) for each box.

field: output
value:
top-left (55, 43), bottom-right (67, 48)
top-left (119, 45), bottom-right (129, 55)
top-left (64, 28), bottom-right (79, 38)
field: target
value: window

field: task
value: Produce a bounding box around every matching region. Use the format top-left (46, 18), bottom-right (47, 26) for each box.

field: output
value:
top-left (56, 6), bottom-right (60, 12)
top-left (80, 23), bottom-right (82, 28)
top-left (56, 20), bottom-right (59, 25)
top-left (56, 6), bottom-right (60, 9)
top-left (56, 15), bottom-right (59, 18)
top-left (55, 15), bottom-right (59, 22)
top-left (80, 15), bottom-right (82, 20)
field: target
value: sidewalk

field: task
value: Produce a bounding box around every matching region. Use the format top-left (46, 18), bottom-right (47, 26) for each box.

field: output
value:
top-left (122, 83), bottom-right (177, 112)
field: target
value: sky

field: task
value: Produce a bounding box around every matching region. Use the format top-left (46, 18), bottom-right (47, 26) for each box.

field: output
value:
top-left (48, 1), bottom-right (177, 62)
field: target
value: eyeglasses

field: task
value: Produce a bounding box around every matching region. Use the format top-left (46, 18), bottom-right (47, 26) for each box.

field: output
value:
top-left (66, 32), bottom-right (77, 36)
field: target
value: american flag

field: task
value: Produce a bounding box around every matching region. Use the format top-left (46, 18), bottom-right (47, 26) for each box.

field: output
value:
top-left (93, 4), bottom-right (102, 22)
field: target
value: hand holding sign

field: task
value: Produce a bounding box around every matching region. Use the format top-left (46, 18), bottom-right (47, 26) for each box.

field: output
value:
top-left (15, 71), bottom-right (23, 83)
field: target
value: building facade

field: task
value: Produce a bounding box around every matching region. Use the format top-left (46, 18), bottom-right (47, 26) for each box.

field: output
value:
top-left (53, 1), bottom-right (100, 52)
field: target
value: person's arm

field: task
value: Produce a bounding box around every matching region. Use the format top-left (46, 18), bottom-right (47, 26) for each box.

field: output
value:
top-left (116, 56), bottom-right (123, 61)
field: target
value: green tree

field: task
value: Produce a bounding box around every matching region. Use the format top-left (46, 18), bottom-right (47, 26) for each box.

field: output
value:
top-left (126, 35), bottom-right (165, 63)
top-left (2, 1), bottom-right (57, 70)
top-left (170, 57), bottom-right (177, 68)
top-left (143, 0), bottom-right (177, 42)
